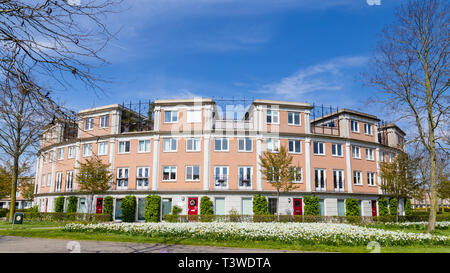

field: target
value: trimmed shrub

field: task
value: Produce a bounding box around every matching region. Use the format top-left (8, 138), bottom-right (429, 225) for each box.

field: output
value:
top-left (103, 196), bottom-right (114, 221)
top-left (389, 198), bottom-right (398, 216)
top-left (345, 198), bottom-right (360, 216)
top-left (54, 196), bottom-right (65, 213)
top-left (121, 195), bottom-right (136, 222)
top-left (378, 198), bottom-right (389, 216)
top-left (252, 194), bottom-right (268, 215)
top-left (405, 199), bottom-right (412, 216)
top-left (200, 196), bottom-right (214, 215)
top-left (145, 195), bottom-right (161, 222)
top-left (172, 205), bottom-right (182, 215)
top-left (303, 196), bottom-right (319, 216)
top-left (67, 196), bottom-right (78, 213)
top-left (0, 208), bottom-right (8, 218)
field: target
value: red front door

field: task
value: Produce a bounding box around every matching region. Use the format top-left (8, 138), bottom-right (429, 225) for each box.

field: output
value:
top-left (293, 198), bottom-right (302, 215)
top-left (372, 200), bottom-right (377, 216)
top-left (45, 198), bottom-right (48, 213)
top-left (188, 197), bottom-right (198, 215)
top-left (96, 198), bottom-right (104, 214)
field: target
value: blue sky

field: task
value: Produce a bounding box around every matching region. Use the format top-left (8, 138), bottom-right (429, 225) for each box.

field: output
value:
top-left (54, 0), bottom-right (402, 119)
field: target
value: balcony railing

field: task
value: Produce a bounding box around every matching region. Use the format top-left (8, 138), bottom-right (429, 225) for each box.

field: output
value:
top-left (311, 124), bottom-right (340, 136)
top-left (213, 120), bottom-right (254, 130)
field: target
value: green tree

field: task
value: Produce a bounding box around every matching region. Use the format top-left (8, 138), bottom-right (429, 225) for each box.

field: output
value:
top-left (200, 196), bottom-right (214, 215)
top-left (145, 195), bottom-right (161, 222)
top-left (303, 196), bottom-right (319, 216)
top-left (67, 196), bottom-right (78, 213)
top-left (103, 196), bottom-right (114, 221)
top-left (378, 198), bottom-right (389, 216)
top-left (54, 196), bottom-right (65, 213)
top-left (252, 194), bottom-right (268, 215)
top-left (76, 156), bottom-right (112, 215)
top-left (345, 199), bottom-right (361, 217)
top-left (121, 195), bottom-right (136, 223)
top-left (259, 145), bottom-right (301, 219)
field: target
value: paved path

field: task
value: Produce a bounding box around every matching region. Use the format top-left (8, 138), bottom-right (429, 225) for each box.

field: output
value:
top-left (0, 236), bottom-right (305, 253)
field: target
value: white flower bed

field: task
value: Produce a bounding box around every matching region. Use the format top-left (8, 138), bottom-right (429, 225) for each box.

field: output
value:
top-left (62, 222), bottom-right (449, 246)
top-left (383, 221), bottom-right (450, 229)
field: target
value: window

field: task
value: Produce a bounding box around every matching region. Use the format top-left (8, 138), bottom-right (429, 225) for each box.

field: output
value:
top-left (186, 165), bottom-right (200, 181)
top-left (118, 141), bottom-right (130, 153)
top-left (288, 112), bottom-right (301, 125)
top-left (266, 109), bottom-right (279, 124)
top-left (186, 138), bottom-right (201, 152)
top-left (55, 172), bottom-right (62, 192)
top-left (266, 138), bottom-right (280, 152)
top-left (333, 170), bottom-right (344, 192)
top-left (268, 198), bottom-right (278, 215)
top-left (49, 151), bottom-right (55, 162)
top-left (138, 140), bottom-right (151, 153)
top-left (353, 171), bottom-right (362, 185)
top-left (352, 145), bottom-right (360, 158)
top-left (364, 123), bottom-right (372, 135)
top-left (290, 167), bottom-right (302, 183)
top-left (47, 173), bottom-right (52, 186)
top-left (313, 141), bottom-right (325, 155)
top-left (100, 115), bottom-right (110, 128)
top-left (66, 171), bottom-right (73, 191)
top-left (84, 118), bottom-right (94, 130)
top-left (116, 168), bottom-right (129, 189)
top-left (366, 148), bottom-right (374, 160)
top-left (238, 138), bottom-right (252, 152)
top-left (136, 167), bottom-right (149, 189)
top-left (389, 153), bottom-right (393, 163)
top-left (162, 166), bottom-right (177, 181)
top-left (41, 174), bottom-right (46, 186)
top-left (288, 139), bottom-right (301, 154)
top-left (331, 143), bottom-right (342, 156)
top-left (187, 110), bottom-right (201, 123)
top-left (57, 148), bottom-right (64, 160)
top-left (214, 138), bottom-right (228, 151)
top-left (98, 142), bottom-right (108, 156)
top-left (351, 120), bottom-right (359, 132)
top-left (367, 172), bottom-right (375, 186)
top-left (214, 166), bottom-right (229, 188)
top-left (380, 151), bottom-right (385, 162)
top-left (68, 146), bottom-right (75, 159)
top-left (43, 152), bottom-right (48, 163)
top-left (163, 138), bottom-right (177, 152)
top-left (164, 111), bottom-right (178, 123)
top-left (83, 143), bottom-right (92, 157)
top-left (314, 169), bottom-right (326, 191)
top-left (238, 167), bottom-right (252, 189)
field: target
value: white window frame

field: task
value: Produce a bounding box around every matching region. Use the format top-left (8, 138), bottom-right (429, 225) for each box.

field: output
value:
top-left (351, 120), bottom-right (359, 133)
top-left (162, 166), bottom-right (177, 181)
top-left (98, 141), bottom-right (108, 156)
top-left (136, 167), bottom-right (149, 190)
top-left (185, 165), bottom-right (200, 181)
top-left (366, 148), bottom-right (374, 161)
top-left (49, 151), bottom-right (55, 162)
top-left (364, 123), bottom-right (372, 135)
top-left (55, 172), bottom-right (62, 192)
top-left (214, 138), bottom-right (229, 152)
top-left (186, 138), bottom-right (201, 152)
top-left (68, 146), bottom-right (75, 159)
top-left (287, 111), bottom-right (301, 126)
top-left (164, 111), bottom-right (178, 123)
top-left (288, 139), bottom-right (301, 154)
top-left (333, 169), bottom-right (345, 192)
top-left (116, 168), bottom-right (129, 190)
top-left (314, 168), bottom-right (326, 192)
top-left (214, 166), bottom-right (229, 189)
top-left (187, 110), bottom-right (202, 123)
top-left (66, 171), bottom-right (73, 191)
top-left (41, 174), bottom-right (46, 187)
top-left (118, 140), bottom-right (130, 154)
top-left (47, 173), bottom-right (52, 186)
top-left (352, 145), bottom-right (361, 159)
top-left (163, 138), bottom-right (177, 152)
top-left (238, 166), bottom-right (252, 189)
top-left (238, 138), bottom-right (252, 152)
top-left (266, 138), bottom-right (280, 152)
top-left (84, 118), bottom-right (94, 131)
top-left (331, 143), bottom-right (343, 157)
top-left (353, 171), bottom-right (362, 185)
top-left (100, 114), bottom-right (110, 128)
top-left (290, 167), bottom-right (302, 183)
top-left (266, 109), bottom-right (279, 124)
top-left (367, 172), bottom-right (375, 186)
top-left (83, 143), bottom-right (92, 157)
top-left (313, 141), bottom-right (325, 155)
top-left (57, 148), bottom-right (64, 160)
top-left (138, 139), bottom-right (151, 153)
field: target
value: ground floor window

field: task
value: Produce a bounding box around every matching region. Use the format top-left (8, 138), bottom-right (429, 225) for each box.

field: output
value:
top-left (114, 199), bottom-right (122, 220)
top-left (337, 199), bottom-right (345, 216)
top-left (318, 199), bottom-right (324, 216)
top-left (241, 198), bottom-right (252, 215)
top-left (137, 198), bottom-right (145, 220)
top-left (214, 197), bottom-right (225, 215)
top-left (268, 198), bottom-right (278, 215)
top-left (162, 198), bottom-right (172, 216)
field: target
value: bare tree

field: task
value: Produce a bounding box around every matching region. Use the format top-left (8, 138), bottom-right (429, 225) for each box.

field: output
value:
top-left (363, 0), bottom-right (449, 232)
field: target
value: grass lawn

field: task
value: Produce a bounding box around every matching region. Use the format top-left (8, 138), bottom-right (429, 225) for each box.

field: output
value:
top-left (0, 220), bottom-right (66, 229)
top-left (0, 223), bottom-right (448, 253)
top-left (362, 224), bottom-right (450, 237)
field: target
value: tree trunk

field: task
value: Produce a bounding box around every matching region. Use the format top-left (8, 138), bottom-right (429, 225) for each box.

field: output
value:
top-left (426, 136), bottom-right (437, 233)
top-left (276, 190), bottom-right (280, 222)
top-left (8, 154), bottom-right (19, 222)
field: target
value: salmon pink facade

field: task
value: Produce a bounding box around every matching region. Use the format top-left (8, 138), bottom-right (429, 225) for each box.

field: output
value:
top-left (33, 98), bottom-right (406, 219)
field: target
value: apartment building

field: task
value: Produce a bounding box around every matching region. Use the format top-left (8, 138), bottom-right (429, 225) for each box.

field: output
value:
top-left (33, 98), bottom-right (406, 220)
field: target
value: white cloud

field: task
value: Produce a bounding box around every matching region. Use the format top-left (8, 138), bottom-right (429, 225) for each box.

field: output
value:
top-left (255, 56), bottom-right (369, 100)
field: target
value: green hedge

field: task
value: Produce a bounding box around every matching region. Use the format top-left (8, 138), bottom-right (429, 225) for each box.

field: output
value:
top-left (378, 198), bottom-right (389, 216)
top-left (54, 197), bottom-right (65, 213)
top-left (303, 196), bottom-right (319, 216)
top-left (405, 199), bottom-right (412, 216)
top-left (345, 198), bottom-right (360, 217)
top-left (6, 212), bottom-right (110, 223)
top-left (67, 196), bottom-right (78, 213)
top-left (145, 195), bottom-right (161, 222)
top-left (103, 196), bottom-right (114, 221)
top-left (252, 194), bottom-right (268, 215)
top-left (172, 205), bottom-right (182, 215)
top-left (0, 208), bottom-right (9, 217)
top-left (200, 196), bottom-right (214, 215)
top-left (389, 198), bottom-right (398, 216)
top-left (121, 195), bottom-right (136, 222)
